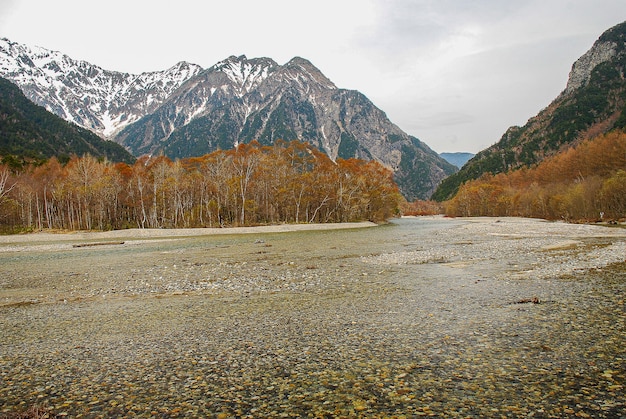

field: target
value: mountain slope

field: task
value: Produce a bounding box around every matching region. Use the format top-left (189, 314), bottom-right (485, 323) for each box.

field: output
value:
top-left (443, 131), bottom-right (626, 220)
top-left (114, 55), bottom-right (457, 200)
top-left (0, 41), bottom-right (456, 200)
top-left (0, 77), bottom-right (135, 166)
top-left (432, 20), bottom-right (626, 201)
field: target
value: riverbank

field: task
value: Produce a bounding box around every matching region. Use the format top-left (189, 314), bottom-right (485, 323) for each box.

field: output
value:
top-left (0, 221), bottom-right (378, 244)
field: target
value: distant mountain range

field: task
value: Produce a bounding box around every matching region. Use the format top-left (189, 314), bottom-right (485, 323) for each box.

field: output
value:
top-left (439, 152), bottom-right (474, 168)
top-left (0, 77), bottom-right (134, 166)
top-left (0, 38), bottom-right (457, 200)
top-left (433, 20), bottom-right (626, 201)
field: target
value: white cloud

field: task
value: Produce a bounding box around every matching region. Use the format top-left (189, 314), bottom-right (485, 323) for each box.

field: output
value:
top-left (1, 0), bottom-right (625, 153)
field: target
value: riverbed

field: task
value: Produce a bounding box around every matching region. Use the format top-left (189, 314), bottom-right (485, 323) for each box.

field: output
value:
top-left (1, 217), bottom-right (625, 417)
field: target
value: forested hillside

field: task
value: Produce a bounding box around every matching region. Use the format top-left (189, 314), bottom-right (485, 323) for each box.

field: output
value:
top-left (444, 131), bottom-right (626, 221)
top-left (433, 21), bottom-right (626, 201)
top-left (0, 77), bottom-right (135, 167)
top-left (0, 141), bottom-right (402, 232)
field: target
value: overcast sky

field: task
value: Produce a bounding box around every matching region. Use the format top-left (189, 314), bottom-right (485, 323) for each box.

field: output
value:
top-left (1, 0), bottom-right (625, 153)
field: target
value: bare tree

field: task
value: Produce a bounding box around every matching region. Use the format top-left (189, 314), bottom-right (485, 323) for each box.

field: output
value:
top-left (0, 166), bottom-right (16, 203)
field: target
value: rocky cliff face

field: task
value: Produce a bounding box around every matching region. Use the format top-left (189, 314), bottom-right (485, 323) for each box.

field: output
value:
top-left (1, 42), bottom-right (456, 200)
top-left (433, 20), bottom-right (626, 201)
top-left (562, 38), bottom-right (618, 96)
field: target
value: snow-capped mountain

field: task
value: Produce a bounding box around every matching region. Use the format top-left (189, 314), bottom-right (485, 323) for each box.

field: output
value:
top-left (0, 38), bottom-right (457, 199)
top-left (114, 54), bottom-right (456, 199)
top-left (0, 38), bottom-right (202, 137)
top-left (117, 55), bottom-right (339, 156)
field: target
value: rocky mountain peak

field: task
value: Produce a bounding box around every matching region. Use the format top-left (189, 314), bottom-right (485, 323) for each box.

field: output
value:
top-left (280, 56), bottom-right (337, 90)
top-left (160, 61), bottom-right (204, 79)
top-left (562, 22), bottom-right (626, 96)
top-left (562, 40), bottom-right (618, 97)
top-left (211, 55), bottom-right (278, 96)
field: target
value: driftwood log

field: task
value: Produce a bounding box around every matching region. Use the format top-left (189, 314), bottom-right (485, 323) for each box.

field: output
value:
top-left (73, 241), bottom-right (125, 248)
top-left (514, 297), bottom-right (540, 304)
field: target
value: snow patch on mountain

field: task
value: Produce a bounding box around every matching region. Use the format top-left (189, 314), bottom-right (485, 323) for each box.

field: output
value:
top-left (213, 55), bottom-right (276, 97)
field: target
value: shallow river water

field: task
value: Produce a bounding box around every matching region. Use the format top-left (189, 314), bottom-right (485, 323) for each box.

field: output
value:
top-left (1, 217), bottom-right (625, 417)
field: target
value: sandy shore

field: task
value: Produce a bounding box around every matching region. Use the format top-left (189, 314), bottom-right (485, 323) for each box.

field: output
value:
top-left (0, 221), bottom-right (377, 245)
top-left (2, 216), bottom-right (623, 245)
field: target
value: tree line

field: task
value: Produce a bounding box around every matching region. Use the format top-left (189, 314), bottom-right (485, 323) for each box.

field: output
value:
top-left (0, 140), bottom-right (403, 232)
top-left (444, 131), bottom-right (626, 221)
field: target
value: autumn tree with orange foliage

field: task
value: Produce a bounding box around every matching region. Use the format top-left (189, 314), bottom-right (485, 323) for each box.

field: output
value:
top-left (0, 140), bottom-right (403, 232)
top-left (401, 200), bottom-right (442, 216)
top-left (444, 131), bottom-right (626, 221)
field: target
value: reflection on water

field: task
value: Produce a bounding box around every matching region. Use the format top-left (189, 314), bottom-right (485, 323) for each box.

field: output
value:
top-left (1, 217), bottom-right (625, 417)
